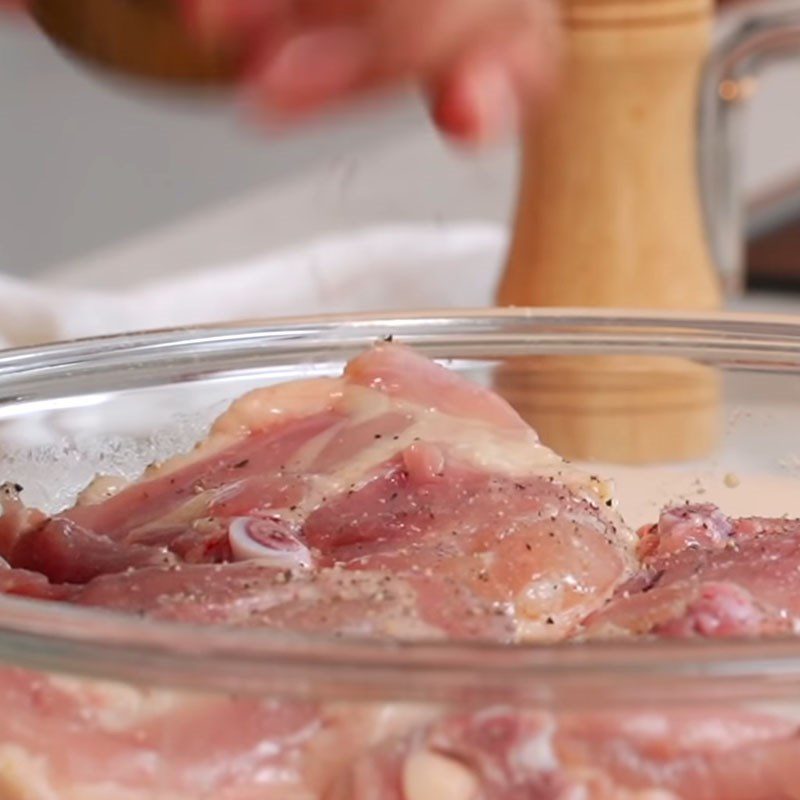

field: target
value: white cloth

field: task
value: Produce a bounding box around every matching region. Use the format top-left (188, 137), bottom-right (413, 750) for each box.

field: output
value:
top-left (0, 224), bottom-right (508, 348)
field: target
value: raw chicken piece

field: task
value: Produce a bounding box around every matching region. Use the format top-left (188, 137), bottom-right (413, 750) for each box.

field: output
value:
top-left (331, 705), bottom-right (800, 800)
top-left (556, 710), bottom-right (800, 800)
top-left (584, 504), bottom-right (800, 638)
top-left (0, 667), bottom-right (320, 799)
top-left (7, 345), bottom-right (800, 799)
top-left (0, 342), bottom-right (634, 799)
top-left (0, 342), bottom-right (633, 642)
top-left (0, 666), bottom-right (438, 800)
top-left (74, 561), bottom-right (513, 641)
top-left (327, 707), bottom-right (578, 800)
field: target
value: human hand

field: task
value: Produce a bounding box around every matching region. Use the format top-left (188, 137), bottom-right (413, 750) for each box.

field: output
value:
top-left (179, 0), bottom-right (561, 145)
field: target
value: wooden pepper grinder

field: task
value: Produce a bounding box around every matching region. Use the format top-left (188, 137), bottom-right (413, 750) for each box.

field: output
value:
top-left (497, 0), bottom-right (723, 465)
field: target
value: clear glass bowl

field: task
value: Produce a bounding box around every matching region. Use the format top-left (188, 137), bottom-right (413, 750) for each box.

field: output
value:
top-left (2, 309), bottom-right (800, 798)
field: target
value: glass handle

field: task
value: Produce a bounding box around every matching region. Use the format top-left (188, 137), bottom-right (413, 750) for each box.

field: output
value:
top-left (699, 0), bottom-right (800, 295)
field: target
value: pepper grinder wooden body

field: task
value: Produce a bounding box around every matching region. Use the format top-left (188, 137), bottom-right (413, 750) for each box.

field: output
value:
top-left (498, 0), bottom-right (723, 465)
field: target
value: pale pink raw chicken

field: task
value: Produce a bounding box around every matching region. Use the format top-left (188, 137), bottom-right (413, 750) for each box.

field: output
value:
top-left (0, 342), bottom-right (633, 799)
top-left (332, 705), bottom-right (800, 800)
top-left (3, 345), bottom-right (800, 799)
top-left (0, 342), bottom-right (633, 643)
top-left (584, 504), bottom-right (800, 639)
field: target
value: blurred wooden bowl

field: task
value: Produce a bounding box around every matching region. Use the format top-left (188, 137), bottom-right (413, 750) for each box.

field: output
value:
top-left (30, 0), bottom-right (242, 88)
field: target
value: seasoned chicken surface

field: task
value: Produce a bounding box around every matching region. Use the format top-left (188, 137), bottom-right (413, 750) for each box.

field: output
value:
top-left (0, 344), bottom-right (796, 799)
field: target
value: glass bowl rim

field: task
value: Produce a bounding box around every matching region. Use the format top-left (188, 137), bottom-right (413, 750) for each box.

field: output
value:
top-left (3, 307), bottom-right (800, 706)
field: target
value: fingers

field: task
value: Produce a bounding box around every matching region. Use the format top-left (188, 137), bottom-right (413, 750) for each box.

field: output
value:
top-left (431, 56), bottom-right (522, 146)
top-left (247, 26), bottom-right (374, 116)
top-left (180, 0), bottom-right (561, 144)
top-left (429, 14), bottom-right (560, 145)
